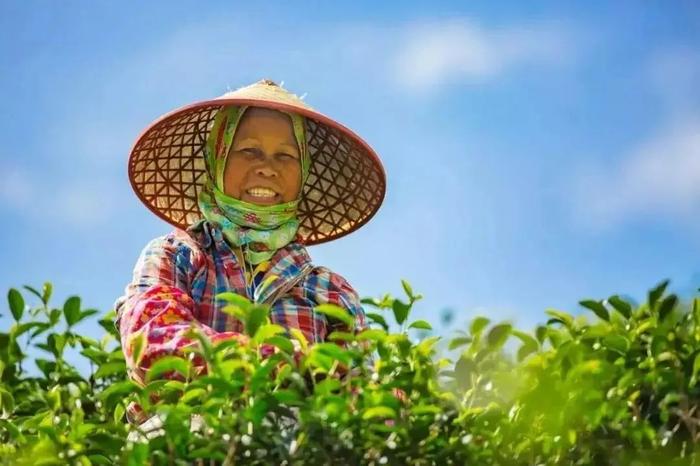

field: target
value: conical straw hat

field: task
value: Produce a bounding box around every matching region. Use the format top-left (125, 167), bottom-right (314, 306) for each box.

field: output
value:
top-left (128, 79), bottom-right (386, 245)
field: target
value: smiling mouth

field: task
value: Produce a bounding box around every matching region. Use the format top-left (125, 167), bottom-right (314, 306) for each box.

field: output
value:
top-left (246, 187), bottom-right (279, 200)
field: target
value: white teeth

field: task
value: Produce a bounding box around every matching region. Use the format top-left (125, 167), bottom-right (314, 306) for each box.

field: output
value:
top-left (247, 187), bottom-right (277, 198)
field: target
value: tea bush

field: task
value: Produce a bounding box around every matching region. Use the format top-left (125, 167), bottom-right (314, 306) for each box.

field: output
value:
top-left (2, 280), bottom-right (700, 465)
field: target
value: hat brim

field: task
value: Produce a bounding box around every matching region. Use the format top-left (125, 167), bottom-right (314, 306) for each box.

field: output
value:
top-left (128, 95), bottom-right (386, 245)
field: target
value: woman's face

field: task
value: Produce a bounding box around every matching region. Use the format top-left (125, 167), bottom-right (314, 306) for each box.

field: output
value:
top-left (223, 107), bottom-right (302, 206)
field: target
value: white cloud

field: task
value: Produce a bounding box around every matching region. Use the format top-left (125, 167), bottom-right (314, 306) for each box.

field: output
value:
top-left (392, 19), bottom-right (574, 91)
top-left (571, 48), bottom-right (700, 230)
top-left (572, 118), bottom-right (700, 229)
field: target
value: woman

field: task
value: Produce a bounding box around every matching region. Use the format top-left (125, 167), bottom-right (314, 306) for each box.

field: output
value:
top-left (114, 79), bottom-right (386, 424)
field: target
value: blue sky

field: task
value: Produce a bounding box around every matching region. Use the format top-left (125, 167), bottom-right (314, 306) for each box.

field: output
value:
top-left (1, 1), bottom-right (699, 338)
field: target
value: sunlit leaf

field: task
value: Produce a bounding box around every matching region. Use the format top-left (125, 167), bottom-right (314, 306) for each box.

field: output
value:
top-left (265, 335), bottom-right (295, 354)
top-left (469, 316), bottom-right (490, 337)
top-left (362, 406), bottom-right (396, 420)
top-left (448, 336), bottom-right (472, 351)
top-left (315, 303), bottom-right (354, 328)
top-left (401, 279), bottom-right (414, 301)
top-left (216, 291), bottom-right (252, 311)
top-left (253, 323), bottom-right (285, 343)
top-left (545, 309), bottom-right (574, 328)
top-left (146, 356), bottom-right (192, 382)
top-left (357, 329), bottom-right (386, 343)
top-left (289, 327), bottom-right (308, 351)
top-left (94, 361), bottom-right (126, 379)
top-left (409, 319), bottom-right (432, 331)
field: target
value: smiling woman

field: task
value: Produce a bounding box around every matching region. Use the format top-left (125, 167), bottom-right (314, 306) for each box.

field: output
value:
top-left (114, 79), bottom-right (386, 424)
top-left (224, 107), bottom-right (303, 205)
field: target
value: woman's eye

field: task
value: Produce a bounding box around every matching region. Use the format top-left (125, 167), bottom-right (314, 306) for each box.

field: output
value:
top-left (276, 152), bottom-right (297, 161)
top-left (241, 148), bottom-right (261, 156)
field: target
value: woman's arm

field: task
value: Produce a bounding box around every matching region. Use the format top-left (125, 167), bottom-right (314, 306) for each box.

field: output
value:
top-left (114, 234), bottom-right (243, 386)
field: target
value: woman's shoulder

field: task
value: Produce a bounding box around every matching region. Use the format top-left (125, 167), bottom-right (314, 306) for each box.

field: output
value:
top-left (136, 223), bottom-right (209, 265)
top-left (303, 263), bottom-right (360, 301)
top-left (276, 242), bottom-right (356, 293)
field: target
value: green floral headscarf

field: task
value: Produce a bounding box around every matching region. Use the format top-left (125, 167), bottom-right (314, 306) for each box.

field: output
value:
top-left (197, 106), bottom-right (310, 265)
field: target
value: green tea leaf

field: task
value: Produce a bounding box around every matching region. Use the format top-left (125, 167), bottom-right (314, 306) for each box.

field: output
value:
top-left (146, 356), bottom-right (192, 382)
top-left (417, 336), bottom-right (441, 356)
top-left (289, 328), bottom-right (308, 351)
top-left (0, 388), bottom-right (14, 417)
top-left (409, 319), bottom-right (432, 330)
top-left (313, 343), bottom-right (351, 365)
top-left (486, 323), bottom-right (512, 350)
top-left (273, 389), bottom-right (303, 405)
top-left (63, 296), bottom-right (81, 326)
top-left (180, 388), bottom-right (207, 405)
top-left (49, 308), bottom-right (61, 326)
top-left (11, 322), bottom-right (49, 339)
top-left (216, 291), bottom-right (252, 311)
top-left (517, 342), bottom-right (538, 361)
top-left (42, 282), bottom-right (53, 306)
top-left (579, 300), bottom-right (609, 321)
top-left (315, 378), bottom-right (341, 395)
top-left (113, 403), bottom-right (125, 424)
top-left (392, 299), bottom-right (411, 325)
top-left (658, 294), bottom-right (678, 322)
top-left (129, 331), bottom-right (146, 367)
top-left (245, 306), bottom-right (270, 337)
top-left (362, 406), bottom-right (396, 420)
top-left (94, 361), bottom-right (126, 379)
top-left (327, 331), bottom-right (355, 342)
top-left (469, 316), bottom-right (490, 337)
top-left (315, 303), bottom-right (354, 328)
top-left (47, 333), bottom-right (66, 359)
top-left (8, 288), bottom-right (24, 321)
top-left (535, 325), bottom-right (547, 344)
top-left (545, 309), bottom-right (574, 328)
top-left (22, 285), bottom-right (43, 303)
top-left (357, 329), bottom-right (386, 343)
top-left (648, 279), bottom-right (670, 310)
top-left (693, 353), bottom-right (700, 379)
top-left (401, 279), bottom-right (414, 300)
top-left (366, 312), bottom-right (388, 330)
top-left (265, 335), bottom-right (295, 354)
top-left (254, 323), bottom-right (286, 342)
top-left (99, 380), bottom-right (139, 409)
top-left (608, 295), bottom-right (632, 319)
top-left (603, 335), bottom-right (630, 355)
top-left (448, 336), bottom-right (472, 351)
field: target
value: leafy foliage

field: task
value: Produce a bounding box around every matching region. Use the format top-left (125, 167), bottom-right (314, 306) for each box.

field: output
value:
top-left (1, 280), bottom-right (700, 464)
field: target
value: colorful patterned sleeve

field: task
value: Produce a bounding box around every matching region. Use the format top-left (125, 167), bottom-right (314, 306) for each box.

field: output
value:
top-left (114, 235), bottom-right (243, 387)
top-left (309, 266), bottom-right (367, 335)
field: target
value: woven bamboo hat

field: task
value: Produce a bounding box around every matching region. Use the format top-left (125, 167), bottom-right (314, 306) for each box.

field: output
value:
top-left (128, 79), bottom-right (386, 245)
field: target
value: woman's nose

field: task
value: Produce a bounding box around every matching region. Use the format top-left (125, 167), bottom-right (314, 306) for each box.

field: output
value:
top-left (255, 164), bottom-right (278, 178)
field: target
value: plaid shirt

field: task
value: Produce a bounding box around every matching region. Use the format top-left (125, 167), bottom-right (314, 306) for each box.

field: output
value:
top-left (114, 219), bottom-right (366, 389)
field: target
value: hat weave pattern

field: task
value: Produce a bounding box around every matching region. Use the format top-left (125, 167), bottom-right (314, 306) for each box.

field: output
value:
top-left (128, 80), bottom-right (385, 245)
